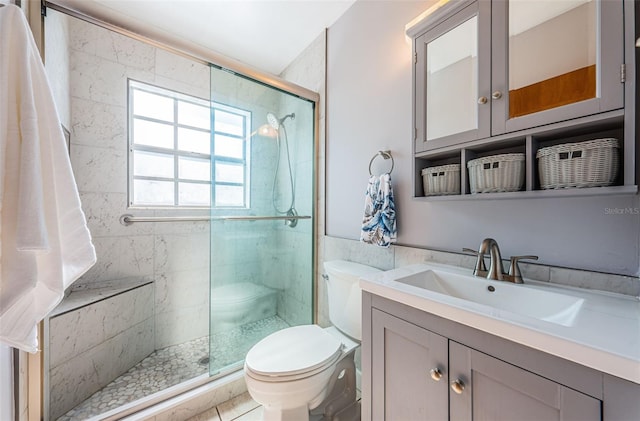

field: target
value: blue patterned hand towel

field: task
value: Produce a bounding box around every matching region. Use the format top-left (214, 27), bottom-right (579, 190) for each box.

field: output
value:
top-left (360, 173), bottom-right (397, 247)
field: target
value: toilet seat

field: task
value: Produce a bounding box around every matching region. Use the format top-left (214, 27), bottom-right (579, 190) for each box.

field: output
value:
top-left (245, 325), bottom-right (342, 382)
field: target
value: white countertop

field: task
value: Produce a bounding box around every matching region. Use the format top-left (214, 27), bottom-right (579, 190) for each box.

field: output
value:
top-left (360, 263), bottom-right (640, 384)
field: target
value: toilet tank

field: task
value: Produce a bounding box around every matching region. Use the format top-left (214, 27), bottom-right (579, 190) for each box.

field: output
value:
top-left (323, 260), bottom-right (382, 341)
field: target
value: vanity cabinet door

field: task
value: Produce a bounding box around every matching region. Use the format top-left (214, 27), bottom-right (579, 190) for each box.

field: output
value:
top-left (449, 341), bottom-right (602, 421)
top-left (371, 309), bottom-right (448, 421)
top-left (414, 0), bottom-right (491, 153)
top-left (490, 0), bottom-right (624, 136)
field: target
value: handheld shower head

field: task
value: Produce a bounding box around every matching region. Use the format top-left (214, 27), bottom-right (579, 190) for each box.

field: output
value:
top-left (267, 112), bottom-right (280, 129)
top-left (266, 112), bottom-right (295, 129)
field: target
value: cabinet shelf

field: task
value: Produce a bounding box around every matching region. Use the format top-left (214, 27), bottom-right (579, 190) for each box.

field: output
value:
top-left (409, 0), bottom-right (636, 201)
top-left (413, 185), bottom-right (638, 202)
top-left (413, 110), bottom-right (634, 199)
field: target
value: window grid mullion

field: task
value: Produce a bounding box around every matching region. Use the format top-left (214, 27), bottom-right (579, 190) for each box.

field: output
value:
top-left (243, 115), bottom-right (249, 207)
top-left (133, 114), bottom-right (210, 134)
top-left (212, 156), bottom-right (244, 165)
top-left (133, 175), bottom-right (175, 183)
top-left (176, 178), bottom-right (210, 185)
top-left (174, 97), bottom-right (180, 206)
top-left (210, 109), bottom-right (216, 206)
top-left (215, 181), bottom-right (244, 187)
top-left (133, 175), bottom-right (211, 185)
top-left (132, 144), bottom-right (211, 160)
top-left (212, 130), bottom-right (244, 140)
top-left (129, 80), bottom-right (249, 209)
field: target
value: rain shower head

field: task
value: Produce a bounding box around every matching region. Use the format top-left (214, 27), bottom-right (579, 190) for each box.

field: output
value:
top-left (266, 112), bottom-right (295, 129)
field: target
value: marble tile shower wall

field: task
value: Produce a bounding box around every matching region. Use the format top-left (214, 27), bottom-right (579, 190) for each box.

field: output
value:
top-left (48, 284), bottom-right (155, 420)
top-left (275, 33), bottom-right (326, 328)
top-left (66, 15), bottom-right (211, 350)
top-left (208, 69), bottom-right (299, 332)
top-left (265, 103), bottom-right (314, 327)
top-left (44, 9), bottom-right (71, 128)
top-left (208, 64), bottom-right (285, 303)
top-left (58, 9), bottom-right (320, 369)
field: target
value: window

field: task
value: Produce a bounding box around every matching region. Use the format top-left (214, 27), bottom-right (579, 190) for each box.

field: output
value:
top-left (128, 80), bottom-right (250, 208)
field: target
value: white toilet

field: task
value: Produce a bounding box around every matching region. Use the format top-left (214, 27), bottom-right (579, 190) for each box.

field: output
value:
top-left (244, 260), bottom-right (381, 421)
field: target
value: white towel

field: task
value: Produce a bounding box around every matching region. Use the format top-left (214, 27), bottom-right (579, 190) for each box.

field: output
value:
top-left (360, 173), bottom-right (397, 248)
top-left (0, 4), bottom-right (96, 352)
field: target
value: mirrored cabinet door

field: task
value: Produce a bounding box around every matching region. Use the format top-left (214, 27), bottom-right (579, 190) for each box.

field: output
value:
top-left (414, 1), bottom-right (491, 153)
top-left (508, 0), bottom-right (597, 118)
top-left (491, 0), bottom-right (624, 135)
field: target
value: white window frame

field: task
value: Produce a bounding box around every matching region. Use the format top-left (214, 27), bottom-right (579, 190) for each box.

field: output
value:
top-left (211, 102), bottom-right (252, 208)
top-left (127, 79), bottom-right (251, 209)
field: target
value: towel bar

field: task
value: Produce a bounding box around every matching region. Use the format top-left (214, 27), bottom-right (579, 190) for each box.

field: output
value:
top-left (119, 214), bottom-right (311, 225)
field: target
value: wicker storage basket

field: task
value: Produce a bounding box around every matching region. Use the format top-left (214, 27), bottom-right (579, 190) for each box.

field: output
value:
top-left (421, 164), bottom-right (460, 196)
top-left (467, 153), bottom-right (525, 194)
top-left (536, 138), bottom-right (619, 189)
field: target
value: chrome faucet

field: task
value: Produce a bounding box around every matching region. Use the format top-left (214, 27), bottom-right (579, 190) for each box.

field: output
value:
top-left (464, 238), bottom-right (538, 284)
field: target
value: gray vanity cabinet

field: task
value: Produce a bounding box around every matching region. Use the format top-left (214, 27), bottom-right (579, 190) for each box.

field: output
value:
top-left (369, 307), bottom-right (600, 421)
top-left (362, 293), bottom-right (639, 421)
top-left (371, 309), bottom-right (448, 420)
top-left (449, 341), bottom-right (601, 421)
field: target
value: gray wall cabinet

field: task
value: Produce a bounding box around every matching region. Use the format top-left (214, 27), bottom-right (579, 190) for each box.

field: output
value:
top-left (407, 0), bottom-right (636, 199)
top-left (362, 292), bottom-right (640, 421)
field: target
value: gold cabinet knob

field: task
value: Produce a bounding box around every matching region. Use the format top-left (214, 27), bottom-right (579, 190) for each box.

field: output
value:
top-left (477, 96), bottom-right (488, 105)
top-left (430, 368), bottom-right (443, 382)
top-left (451, 379), bottom-right (465, 394)
top-left (491, 91), bottom-right (503, 100)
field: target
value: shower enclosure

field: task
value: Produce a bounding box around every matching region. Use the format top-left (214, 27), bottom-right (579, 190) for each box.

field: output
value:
top-left (207, 66), bottom-right (316, 376)
top-left (43, 5), bottom-right (316, 420)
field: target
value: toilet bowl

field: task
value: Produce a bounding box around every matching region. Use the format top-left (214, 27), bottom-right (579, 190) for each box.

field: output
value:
top-left (243, 260), bottom-right (382, 421)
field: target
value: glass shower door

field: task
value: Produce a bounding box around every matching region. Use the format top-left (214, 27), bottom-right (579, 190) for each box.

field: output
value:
top-left (208, 65), bottom-right (315, 376)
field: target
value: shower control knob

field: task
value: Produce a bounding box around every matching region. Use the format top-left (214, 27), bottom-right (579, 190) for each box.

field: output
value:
top-left (430, 368), bottom-right (443, 382)
top-left (451, 379), bottom-right (465, 394)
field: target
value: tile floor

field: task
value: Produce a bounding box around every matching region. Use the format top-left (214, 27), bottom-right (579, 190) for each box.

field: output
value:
top-left (189, 390), bottom-right (362, 421)
top-left (57, 316), bottom-right (288, 421)
top-left (188, 392), bottom-right (263, 421)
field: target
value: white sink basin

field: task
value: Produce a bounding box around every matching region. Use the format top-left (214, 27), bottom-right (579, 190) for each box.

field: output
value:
top-left (360, 262), bottom-right (640, 384)
top-left (395, 268), bottom-right (584, 327)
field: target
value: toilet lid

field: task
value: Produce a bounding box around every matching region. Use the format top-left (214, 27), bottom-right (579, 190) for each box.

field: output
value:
top-left (245, 325), bottom-right (342, 377)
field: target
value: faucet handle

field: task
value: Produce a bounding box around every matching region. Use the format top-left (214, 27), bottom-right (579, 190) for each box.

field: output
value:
top-left (508, 255), bottom-right (539, 282)
top-left (463, 247), bottom-right (491, 257)
top-left (462, 248), bottom-right (487, 273)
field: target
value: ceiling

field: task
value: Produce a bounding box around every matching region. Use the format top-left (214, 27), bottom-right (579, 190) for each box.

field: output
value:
top-left (53, 0), bottom-right (356, 75)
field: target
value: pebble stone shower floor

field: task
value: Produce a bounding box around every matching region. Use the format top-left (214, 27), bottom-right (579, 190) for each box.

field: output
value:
top-left (57, 316), bottom-right (290, 421)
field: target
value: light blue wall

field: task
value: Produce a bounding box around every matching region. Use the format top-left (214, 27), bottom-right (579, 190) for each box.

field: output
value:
top-left (326, 0), bottom-right (640, 276)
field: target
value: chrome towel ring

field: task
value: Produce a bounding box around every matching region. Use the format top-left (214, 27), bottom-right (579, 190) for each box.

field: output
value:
top-left (369, 150), bottom-right (394, 176)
